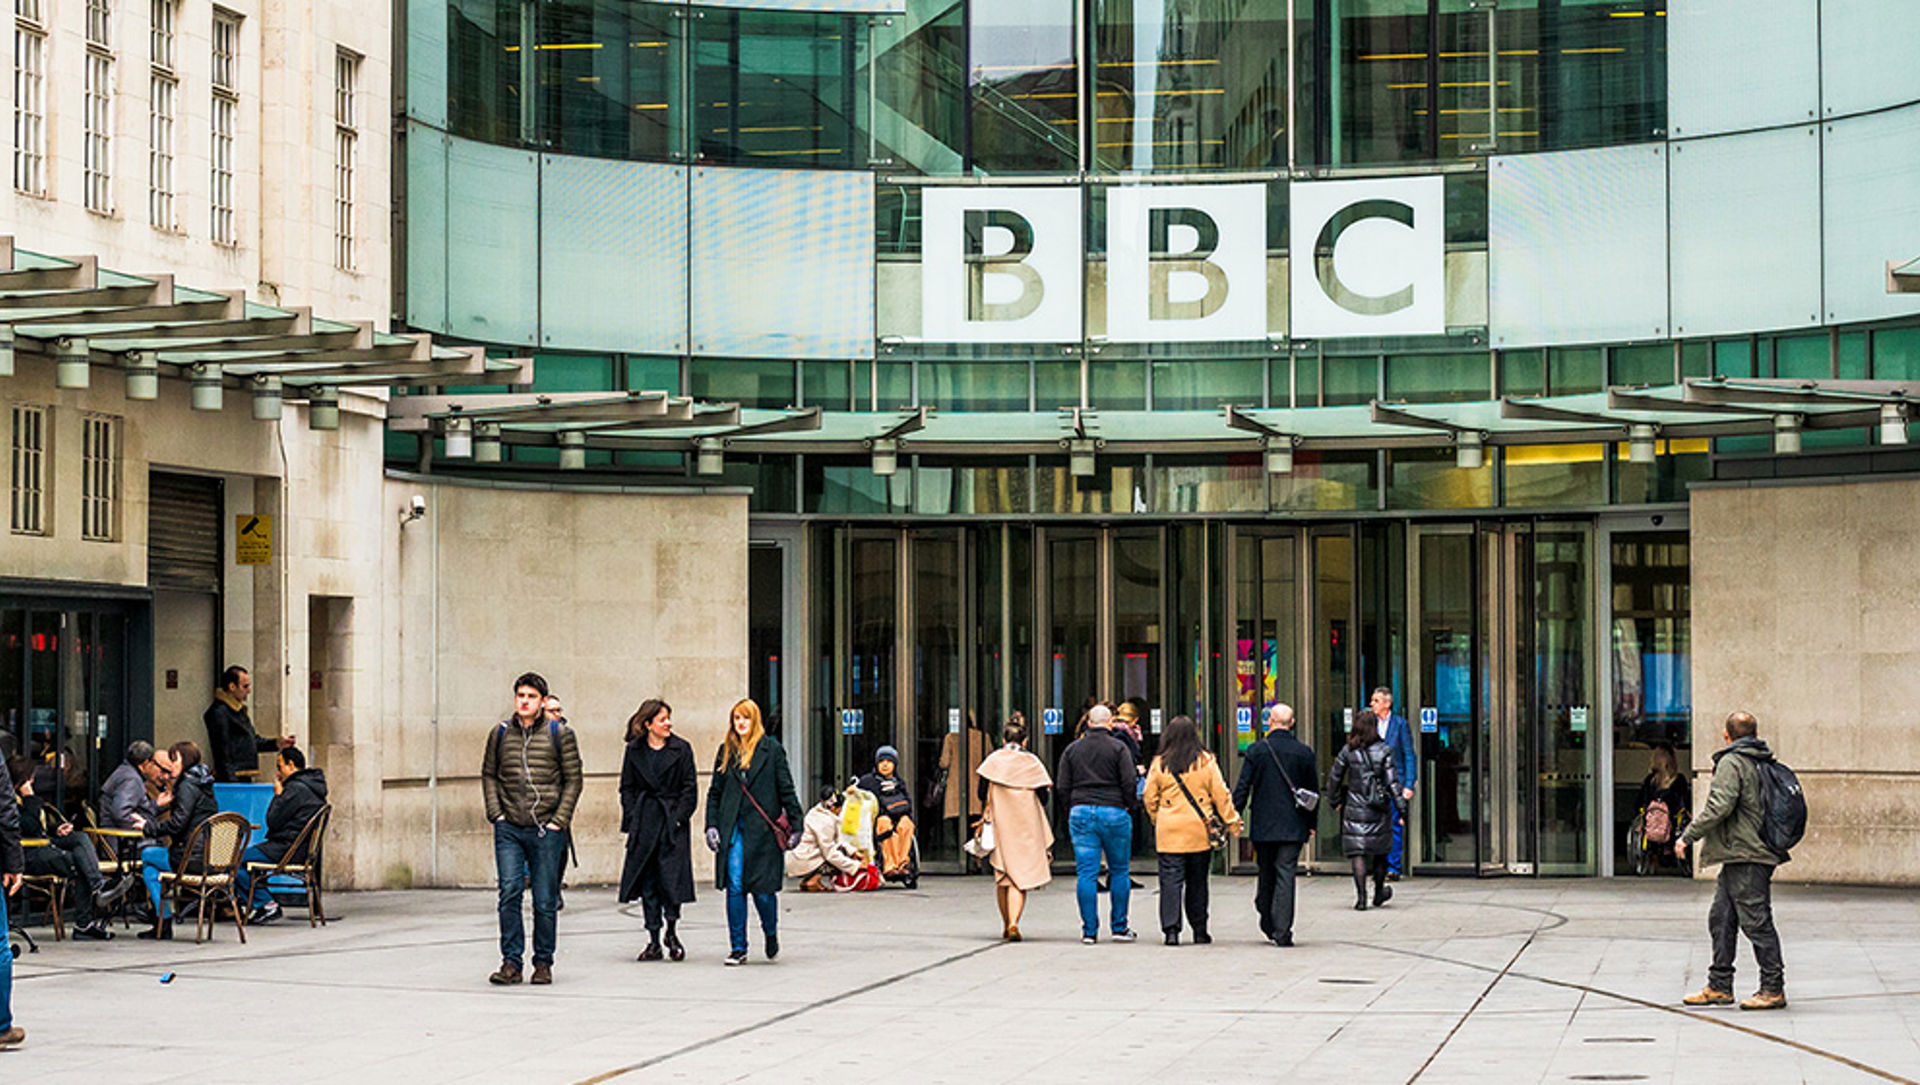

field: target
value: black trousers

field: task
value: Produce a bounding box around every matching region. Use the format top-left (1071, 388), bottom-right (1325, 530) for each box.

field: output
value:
top-left (634, 860), bottom-right (681, 933)
top-left (1252, 840), bottom-right (1304, 938)
top-left (1157, 850), bottom-right (1212, 935)
top-left (26, 834), bottom-right (104, 926)
top-left (1708, 862), bottom-right (1785, 993)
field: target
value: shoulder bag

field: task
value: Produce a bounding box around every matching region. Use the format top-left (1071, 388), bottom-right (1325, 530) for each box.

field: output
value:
top-left (1169, 763), bottom-right (1231, 851)
top-left (735, 767), bottom-right (794, 850)
top-left (1261, 740), bottom-right (1320, 813)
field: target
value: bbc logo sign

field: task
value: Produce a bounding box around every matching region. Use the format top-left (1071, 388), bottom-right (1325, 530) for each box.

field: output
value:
top-left (921, 178), bottom-right (1444, 344)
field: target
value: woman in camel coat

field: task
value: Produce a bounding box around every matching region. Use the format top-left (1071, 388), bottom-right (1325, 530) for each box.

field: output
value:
top-left (1141, 715), bottom-right (1242, 945)
top-left (973, 717), bottom-right (1052, 942)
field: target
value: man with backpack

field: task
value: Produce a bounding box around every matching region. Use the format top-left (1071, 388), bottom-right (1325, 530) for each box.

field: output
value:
top-left (482, 672), bottom-right (583, 988)
top-left (1676, 711), bottom-right (1798, 1012)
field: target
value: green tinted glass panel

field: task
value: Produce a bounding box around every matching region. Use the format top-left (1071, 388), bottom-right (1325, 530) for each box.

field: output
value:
top-left (1611, 344), bottom-right (1672, 388)
top-left (1271, 451), bottom-right (1377, 511)
top-left (1500, 349), bottom-right (1545, 396)
top-left (874, 361), bottom-right (914, 409)
top-left (1323, 355), bottom-right (1377, 406)
top-left (1289, 354), bottom-right (1318, 407)
top-left (1680, 341), bottom-right (1710, 380)
top-left (1495, 0), bottom-right (1667, 154)
top-left (538, 0), bottom-right (677, 160)
top-left (1876, 328), bottom-right (1920, 381)
top-left (1772, 334), bottom-right (1828, 380)
top-left (693, 10), bottom-right (867, 168)
top-left (1089, 0), bottom-right (1288, 171)
top-left (1151, 360), bottom-right (1263, 411)
top-left (1549, 347), bottom-right (1603, 395)
top-left (717, 456), bottom-right (798, 513)
top-left (448, 0), bottom-right (526, 146)
top-left (1615, 443), bottom-right (1710, 504)
top-left (1838, 333), bottom-right (1868, 380)
top-left (872, 0), bottom-right (965, 175)
top-left (1035, 360), bottom-right (1083, 409)
top-left (919, 362), bottom-right (1031, 411)
top-left (690, 359), bottom-right (796, 408)
top-left (531, 352), bottom-right (615, 392)
top-left (1089, 360), bottom-right (1147, 410)
top-left (1387, 447), bottom-right (1493, 510)
top-left (805, 457), bottom-right (912, 513)
top-left (969, 0), bottom-right (1078, 172)
top-left (1712, 339), bottom-right (1753, 378)
top-left (625, 356), bottom-right (680, 394)
top-left (1384, 352), bottom-right (1489, 404)
top-left (803, 360), bottom-right (853, 410)
top-left (914, 460), bottom-right (1031, 514)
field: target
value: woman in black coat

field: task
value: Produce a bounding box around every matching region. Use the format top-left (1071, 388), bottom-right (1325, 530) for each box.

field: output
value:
top-left (704, 698), bottom-right (803, 966)
top-left (619, 698), bottom-right (698, 962)
top-left (1327, 711), bottom-right (1403, 912)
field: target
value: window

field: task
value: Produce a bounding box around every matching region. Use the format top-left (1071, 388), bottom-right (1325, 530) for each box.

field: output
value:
top-left (149, 0), bottom-right (172, 65)
top-left (81, 414), bottom-right (118, 541)
top-left (333, 49), bottom-right (359, 270)
top-left (150, 1), bottom-right (176, 227)
top-left (10, 404), bottom-right (45, 535)
top-left (12, 0), bottom-right (45, 194)
top-left (84, 2), bottom-right (115, 213)
top-left (210, 9), bottom-right (239, 243)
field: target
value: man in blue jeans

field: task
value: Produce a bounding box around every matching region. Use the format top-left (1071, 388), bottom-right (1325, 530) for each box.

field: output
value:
top-left (481, 672), bottom-right (583, 987)
top-left (1370, 688), bottom-right (1418, 879)
top-left (1055, 704), bottom-right (1139, 944)
top-left (0, 748), bottom-right (25, 1047)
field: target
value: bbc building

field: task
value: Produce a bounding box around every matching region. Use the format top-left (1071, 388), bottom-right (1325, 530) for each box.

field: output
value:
top-left (11, 1), bottom-right (1911, 890)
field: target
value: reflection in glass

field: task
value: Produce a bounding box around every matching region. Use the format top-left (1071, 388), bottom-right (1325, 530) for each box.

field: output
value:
top-left (1504, 443), bottom-right (1605, 508)
top-left (1310, 531), bottom-right (1353, 862)
top-left (912, 533), bottom-right (965, 864)
top-left (969, 0), bottom-right (1079, 172)
top-left (1090, 0), bottom-right (1288, 171)
top-left (689, 358), bottom-right (795, 407)
top-left (913, 460), bottom-right (1032, 514)
top-left (1270, 451), bottom-right (1378, 511)
top-left (1496, 2), bottom-right (1666, 154)
top-left (1386, 447), bottom-right (1492, 510)
top-left (538, 0), bottom-right (678, 160)
top-left (872, 0), bottom-right (966, 173)
top-left (1042, 531), bottom-right (1100, 769)
top-left (1151, 454), bottom-right (1264, 513)
top-left (918, 361), bottom-right (1031, 411)
top-left (1414, 530), bottom-right (1474, 865)
top-left (846, 535), bottom-right (898, 788)
top-left (448, 0), bottom-right (527, 145)
top-left (1532, 527), bottom-right (1593, 868)
top-left (692, 10), bottom-right (867, 167)
top-left (1608, 531), bottom-right (1690, 868)
top-left (1150, 359), bottom-right (1262, 410)
top-left (1384, 351), bottom-right (1490, 404)
top-left (1613, 439), bottom-right (1709, 505)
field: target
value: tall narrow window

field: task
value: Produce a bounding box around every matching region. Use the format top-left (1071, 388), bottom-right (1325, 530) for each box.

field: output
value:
top-left (210, 9), bottom-right (239, 243)
top-left (333, 48), bottom-right (359, 271)
top-left (10, 404), bottom-right (46, 535)
top-left (149, 1), bottom-right (177, 228)
top-left (81, 414), bottom-right (119, 541)
top-left (13, 0), bottom-right (45, 195)
top-left (84, 0), bottom-right (114, 212)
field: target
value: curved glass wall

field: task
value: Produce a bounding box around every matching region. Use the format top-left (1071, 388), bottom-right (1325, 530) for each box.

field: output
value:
top-left (442, 0), bottom-right (1666, 172)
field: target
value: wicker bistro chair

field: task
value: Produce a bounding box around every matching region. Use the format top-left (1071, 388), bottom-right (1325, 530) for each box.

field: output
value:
top-left (157, 812), bottom-right (253, 944)
top-left (245, 804), bottom-right (331, 926)
top-left (80, 806), bottom-right (147, 929)
top-left (14, 837), bottom-right (65, 943)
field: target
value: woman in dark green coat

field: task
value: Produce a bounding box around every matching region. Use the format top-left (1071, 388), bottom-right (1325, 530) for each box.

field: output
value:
top-left (704, 698), bottom-right (804, 966)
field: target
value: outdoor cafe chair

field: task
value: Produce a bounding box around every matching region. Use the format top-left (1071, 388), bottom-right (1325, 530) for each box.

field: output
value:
top-left (245, 804), bottom-right (331, 926)
top-left (158, 812), bottom-right (252, 945)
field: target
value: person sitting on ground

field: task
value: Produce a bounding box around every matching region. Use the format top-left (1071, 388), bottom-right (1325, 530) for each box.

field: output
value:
top-left (237, 745), bottom-right (328, 926)
top-left (785, 787), bottom-right (867, 892)
top-left (856, 746), bottom-right (917, 882)
top-left (138, 741), bottom-right (220, 940)
top-left (8, 755), bottom-right (132, 940)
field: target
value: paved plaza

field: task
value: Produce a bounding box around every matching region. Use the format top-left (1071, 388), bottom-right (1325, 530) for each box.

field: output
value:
top-left (5, 874), bottom-right (1919, 1084)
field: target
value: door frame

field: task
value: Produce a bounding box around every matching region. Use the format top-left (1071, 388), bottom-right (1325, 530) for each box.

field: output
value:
top-left (748, 523), bottom-right (806, 793)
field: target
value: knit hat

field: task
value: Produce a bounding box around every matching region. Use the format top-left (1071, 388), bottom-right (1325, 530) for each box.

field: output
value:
top-left (875, 745), bottom-right (900, 771)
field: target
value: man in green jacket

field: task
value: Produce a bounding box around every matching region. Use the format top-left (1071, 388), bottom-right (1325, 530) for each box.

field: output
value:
top-left (481, 672), bottom-right (583, 988)
top-left (1675, 711), bottom-right (1786, 1011)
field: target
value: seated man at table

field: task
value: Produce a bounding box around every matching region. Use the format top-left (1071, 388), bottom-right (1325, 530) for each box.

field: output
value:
top-left (101, 741), bottom-right (164, 836)
top-left (138, 742), bottom-right (219, 940)
top-left (238, 745), bottom-right (328, 926)
top-left (8, 756), bottom-right (132, 940)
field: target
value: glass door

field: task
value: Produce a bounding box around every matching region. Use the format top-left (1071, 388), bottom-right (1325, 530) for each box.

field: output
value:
top-left (1226, 526), bottom-right (1302, 869)
top-left (907, 528), bottom-right (977, 869)
top-left (1531, 523), bottom-right (1597, 874)
top-left (1409, 525), bottom-right (1479, 870)
top-left (1036, 527), bottom-right (1102, 769)
top-left (1308, 526), bottom-right (1358, 863)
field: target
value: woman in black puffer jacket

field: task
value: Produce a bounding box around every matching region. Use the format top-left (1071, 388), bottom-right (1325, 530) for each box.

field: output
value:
top-left (139, 740), bottom-right (221, 939)
top-left (1327, 711), bottom-right (1403, 912)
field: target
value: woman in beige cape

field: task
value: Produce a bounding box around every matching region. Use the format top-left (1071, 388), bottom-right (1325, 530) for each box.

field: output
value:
top-left (974, 716), bottom-right (1053, 942)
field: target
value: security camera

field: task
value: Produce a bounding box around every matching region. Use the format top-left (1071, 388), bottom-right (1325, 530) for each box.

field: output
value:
top-left (399, 494), bottom-right (427, 527)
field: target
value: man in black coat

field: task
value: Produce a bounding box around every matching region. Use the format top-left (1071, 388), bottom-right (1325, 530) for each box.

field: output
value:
top-left (240, 746), bottom-right (329, 925)
top-left (203, 665), bottom-right (292, 783)
top-left (1232, 703), bottom-right (1318, 947)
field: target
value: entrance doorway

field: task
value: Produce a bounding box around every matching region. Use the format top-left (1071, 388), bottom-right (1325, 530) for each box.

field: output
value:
top-left (0, 595), bottom-right (144, 815)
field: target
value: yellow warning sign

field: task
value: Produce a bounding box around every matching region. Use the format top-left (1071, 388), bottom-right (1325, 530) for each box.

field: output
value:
top-left (235, 514), bottom-right (274, 565)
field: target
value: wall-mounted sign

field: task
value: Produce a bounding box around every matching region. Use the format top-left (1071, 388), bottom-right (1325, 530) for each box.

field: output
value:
top-left (1043, 707), bottom-right (1063, 734)
top-left (948, 707), bottom-right (962, 734)
top-left (1149, 707), bottom-right (1164, 734)
top-left (1236, 706), bottom-right (1253, 733)
top-left (235, 514), bottom-right (273, 566)
top-left (1106, 184), bottom-right (1267, 343)
top-left (1290, 176), bottom-right (1446, 338)
top-left (1420, 706), bottom-right (1439, 733)
top-left (922, 187), bottom-right (1082, 343)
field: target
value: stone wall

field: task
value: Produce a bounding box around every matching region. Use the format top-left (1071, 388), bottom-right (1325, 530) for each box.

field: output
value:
top-left (1691, 476), bottom-right (1920, 886)
top-left (373, 477), bottom-right (748, 888)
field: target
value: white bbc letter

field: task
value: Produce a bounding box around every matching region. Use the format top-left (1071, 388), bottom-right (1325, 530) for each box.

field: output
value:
top-left (1108, 184), bottom-right (1267, 343)
top-left (1289, 177), bottom-right (1445, 338)
top-left (923, 187), bottom-right (1082, 343)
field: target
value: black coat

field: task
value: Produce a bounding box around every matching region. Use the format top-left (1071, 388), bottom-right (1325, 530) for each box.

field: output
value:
top-left (1327, 741), bottom-right (1402, 857)
top-left (204, 698), bottom-right (277, 783)
top-left (618, 735), bottom-right (698, 906)
top-left (705, 736), bottom-right (803, 895)
top-left (1232, 731), bottom-right (1319, 843)
top-left (260, 768), bottom-right (329, 864)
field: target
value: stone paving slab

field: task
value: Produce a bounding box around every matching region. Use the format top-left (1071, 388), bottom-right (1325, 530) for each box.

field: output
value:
top-left (4, 874), bottom-right (1918, 1084)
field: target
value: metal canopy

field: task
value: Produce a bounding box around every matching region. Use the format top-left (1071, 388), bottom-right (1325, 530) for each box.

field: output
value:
top-left (0, 238), bottom-right (528, 400)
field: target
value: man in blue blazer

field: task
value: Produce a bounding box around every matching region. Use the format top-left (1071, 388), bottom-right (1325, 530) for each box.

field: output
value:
top-left (1370, 687), bottom-right (1417, 878)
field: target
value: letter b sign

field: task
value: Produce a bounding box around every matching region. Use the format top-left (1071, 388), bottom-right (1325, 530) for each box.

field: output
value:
top-left (1107, 184), bottom-right (1265, 342)
top-left (924, 188), bottom-right (1082, 343)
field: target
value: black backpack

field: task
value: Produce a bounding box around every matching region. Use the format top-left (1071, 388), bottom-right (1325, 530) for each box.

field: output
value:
top-left (1752, 757), bottom-right (1808, 860)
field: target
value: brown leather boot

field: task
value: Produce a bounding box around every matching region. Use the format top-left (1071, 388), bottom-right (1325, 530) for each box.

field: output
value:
top-left (1740, 990), bottom-right (1787, 1011)
top-left (1682, 987), bottom-right (1733, 1007)
top-left (530, 962), bottom-right (553, 985)
top-left (488, 961), bottom-right (523, 986)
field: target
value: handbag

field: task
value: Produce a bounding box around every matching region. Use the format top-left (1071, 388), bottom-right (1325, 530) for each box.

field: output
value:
top-left (1169, 765), bottom-right (1231, 851)
top-left (736, 769), bottom-right (793, 850)
top-left (962, 817), bottom-right (996, 859)
top-left (1261, 740), bottom-right (1320, 813)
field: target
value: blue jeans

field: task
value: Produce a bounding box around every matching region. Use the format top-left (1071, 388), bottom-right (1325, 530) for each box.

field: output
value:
top-left (725, 829), bottom-right (778, 955)
top-left (494, 821), bottom-right (564, 968)
top-left (141, 846), bottom-right (173, 920)
top-left (1, 885), bottom-right (12, 1031)
top-left (1389, 811), bottom-right (1406, 875)
top-left (1069, 805), bottom-right (1133, 938)
top-left (235, 843), bottom-right (275, 908)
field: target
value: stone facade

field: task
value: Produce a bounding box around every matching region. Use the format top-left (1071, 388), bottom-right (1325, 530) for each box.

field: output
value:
top-left (1691, 476), bottom-right (1920, 886)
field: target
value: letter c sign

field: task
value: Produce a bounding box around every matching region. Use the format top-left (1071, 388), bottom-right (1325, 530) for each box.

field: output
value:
top-left (1289, 177), bottom-right (1445, 338)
